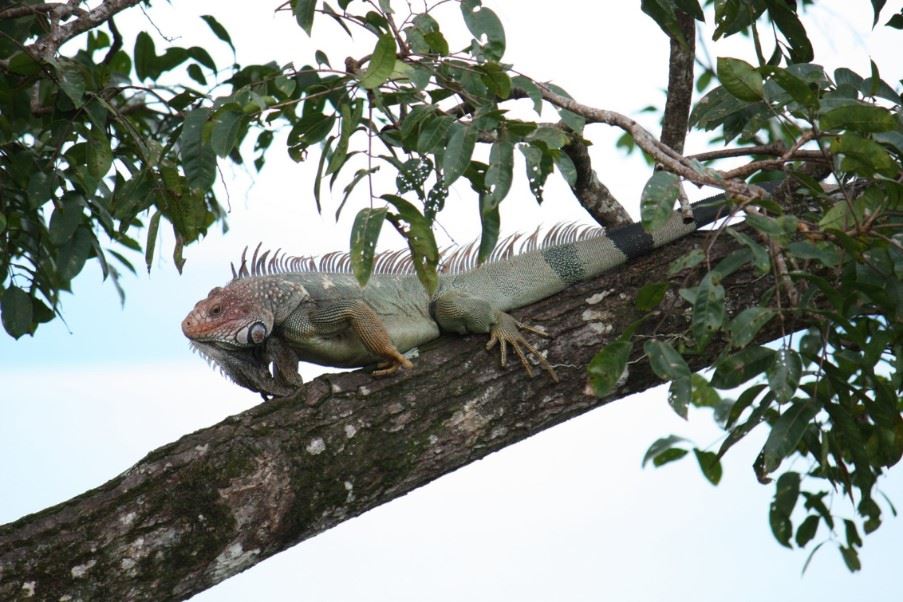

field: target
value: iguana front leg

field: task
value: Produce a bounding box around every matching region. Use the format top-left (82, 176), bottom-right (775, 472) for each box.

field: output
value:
top-left (430, 290), bottom-right (559, 382)
top-left (284, 299), bottom-right (414, 374)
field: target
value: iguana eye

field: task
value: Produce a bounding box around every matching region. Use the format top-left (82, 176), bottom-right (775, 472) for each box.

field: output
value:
top-left (249, 321), bottom-right (267, 344)
top-left (209, 305), bottom-right (222, 317)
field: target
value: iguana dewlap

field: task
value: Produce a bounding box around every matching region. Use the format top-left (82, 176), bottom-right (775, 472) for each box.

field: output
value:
top-left (182, 199), bottom-right (725, 397)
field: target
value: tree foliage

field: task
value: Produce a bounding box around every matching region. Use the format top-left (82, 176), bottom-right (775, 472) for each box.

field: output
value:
top-left (1, 0), bottom-right (902, 576)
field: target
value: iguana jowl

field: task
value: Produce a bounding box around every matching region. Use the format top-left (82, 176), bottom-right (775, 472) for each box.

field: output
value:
top-left (182, 199), bottom-right (727, 397)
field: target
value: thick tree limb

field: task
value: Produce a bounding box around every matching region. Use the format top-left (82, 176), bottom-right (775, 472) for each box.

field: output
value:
top-left (561, 136), bottom-right (632, 227)
top-left (0, 228), bottom-right (813, 601)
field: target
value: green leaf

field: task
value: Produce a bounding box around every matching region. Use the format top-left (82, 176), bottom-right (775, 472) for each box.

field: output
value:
top-left (766, 348), bottom-right (802, 403)
top-left (761, 400), bottom-right (819, 473)
top-left (668, 248), bottom-right (705, 275)
top-left (787, 241), bottom-right (840, 267)
top-left (769, 472), bottom-right (800, 547)
top-left (461, 0), bottom-right (506, 61)
top-left (691, 276), bottom-right (725, 347)
top-left (729, 306), bottom-right (776, 348)
top-left (717, 57), bottom-right (764, 102)
top-left (641, 0), bottom-right (690, 46)
top-left (201, 15), bottom-right (235, 51)
top-left (293, 0), bottom-right (317, 35)
top-left (1, 286), bottom-right (34, 339)
top-left (764, 65), bottom-right (817, 108)
top-left (795, 515), bottom-right (820, 547)
top-left (359, 34), bottom-right (396, 89)
top-left (48, 195), bottom-right (85, 246)
top-left (442, 123), bottom-right (476, 186)
top-left (133, 31), bottom-right (155, 81)
top-left (726, 229), bottom-right (769, 274)
top-left (588, 340), bottom-right (632, 396)
top-left (484, 138), bottom-right (514, 210)
top-left (635, 281), bottom-right (669, 311)
top-left (831, 132), bottom-right (898, 177)
top-left (820, 103), bottom-right (896, 133)
top-left (381, 195), bottom-right (439, 295)
top-left (668, 377), bottom-right (691, 420)
top-left (694, 449), bottom-right (723, 485)
top-left (839, 546), bottom-right (862, 572)
top-left (652, 447), bottom-right (690, 467)
top-left (350, 207), bottom-right (387, 286)
top-left (527, 126), bottom-right (568, 149)
top-left (641, 171), bottom-right (680, 231)
top-left (711, 346), bottom-right (776, 389)
top-left (180, 108), bottom-right (216, 192)
top-left (642, 435), bottom-right (689, 467)
top-left (645, 340), bottom-right (691, 381)
top-left (138, 205), bottom-right (159, 272)
top-left (56, 227), bottom-right (93, 282)
top-left (511, 75), bottom-right (543, 113)
top-left (764, 0), bottom-right (813, 62)
top-left (209, 107), bottom-right (245, 158)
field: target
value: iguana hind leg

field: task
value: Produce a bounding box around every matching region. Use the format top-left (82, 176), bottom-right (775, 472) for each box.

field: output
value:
top-left (431, 290), bottom-right (559, 381)
top-left (311, 300), bottom-right (413, 375)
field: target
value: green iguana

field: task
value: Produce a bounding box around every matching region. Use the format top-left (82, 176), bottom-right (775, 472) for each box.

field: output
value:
top-left (182, 194), bottom-right (737, 398)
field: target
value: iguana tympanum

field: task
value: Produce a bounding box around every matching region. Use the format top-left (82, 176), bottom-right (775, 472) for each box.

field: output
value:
top-left (182, 196), bottom-right (732, 398)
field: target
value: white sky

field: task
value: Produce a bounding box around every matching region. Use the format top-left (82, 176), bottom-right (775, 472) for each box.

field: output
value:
top-left (1, 1), bottom-right (901, 600)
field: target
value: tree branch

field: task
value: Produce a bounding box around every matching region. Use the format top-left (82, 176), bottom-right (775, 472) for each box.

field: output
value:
top-left (561, 135), bottom-right (632, 227)
top-left (659, 12), bottom-right (695, 155)
top-left (29, 0), bottom-right (145, 60)
top-left (0, 228), bottom-right (815, 600)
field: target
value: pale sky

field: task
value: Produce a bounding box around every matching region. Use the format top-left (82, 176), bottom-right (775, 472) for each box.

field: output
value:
top-left (1, 1), bottom-right (901, 600)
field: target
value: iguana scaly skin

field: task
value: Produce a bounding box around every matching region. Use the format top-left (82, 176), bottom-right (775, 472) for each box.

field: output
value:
top-left (182, 198), bottom-right (729, 397)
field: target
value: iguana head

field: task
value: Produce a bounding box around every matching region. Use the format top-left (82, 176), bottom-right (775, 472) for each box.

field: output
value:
top-left (181, 281), bottom-right (277, 349)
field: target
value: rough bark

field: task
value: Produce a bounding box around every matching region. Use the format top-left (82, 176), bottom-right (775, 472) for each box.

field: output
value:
top-left (0, 229), bottom-right (809, 601)
top-left (659, 11), bottom-right (696, 155)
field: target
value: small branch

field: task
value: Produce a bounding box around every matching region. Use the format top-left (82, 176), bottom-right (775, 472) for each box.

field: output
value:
top-left (561, 136), bottom-right (632, 228)
top-left (30, 0), bottom-right (145, 61)
top-left (535, 84), bottom-right (769, 202)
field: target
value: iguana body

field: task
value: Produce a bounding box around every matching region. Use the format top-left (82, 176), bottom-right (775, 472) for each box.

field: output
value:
top-left (182, 199), bottom-right (727, 397)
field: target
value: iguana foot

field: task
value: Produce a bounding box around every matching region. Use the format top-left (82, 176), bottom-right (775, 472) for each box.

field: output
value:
top-left (371, 351), bottom-right (414, 376)
top-left (486, 313), bottom-right (559, 382)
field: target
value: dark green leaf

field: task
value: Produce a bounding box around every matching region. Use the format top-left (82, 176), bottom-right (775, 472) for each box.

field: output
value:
top-left (766, 348), bottom-right (802, 403)
top-left (645, 339), bottom-right (691, 381)
top-left (201, 15), bottom-right (235, 51)
top-left (830, 132), bottom-right (898, 177)
top-left (718, 57), bottom-right (764, 101)
top-left (652, 447), bottom-right (690, 467)
top-left (762, 400), bottom-right (819, 473)
top-left (795, 515), bottom-right (820, 547)
top-left (210, 107), bottom-right (245, 158)
top-left (460, 0), bottom-right (506, 60)
top-left (635, 281), bottom-right (669, 311)
top-left (293, 0), bottom-right (317, 35)
top-left (821, 103), bottom-right (896, 132)
top-left (694, 449), bottom-right (723, 485)
top-left (588, 340), bottom-right (632, 396)
top-left (729, 306), bottom-right (776, 348)
top-left (359, 34), bottom-right (396, 89)
top-left (839, 546), bottom-right (862, 572)
top-left (442, 123), bottom-right (476, 186)
top-left (668, 377), bottom-right (691, 420)
top-left (49, 196), bottom-right (85, 246)
top-left (691, 276), bottom-right (725, 347)
top-left (769, 472), bottom-right (800, 547)
top-left (668, 248), bottom-right (705, 275)
top-left (712, 346), bottom-right (775, 389)
top-left (180, 108), bottom-right (216, 192)
top-left (484, 138), bottom-right (514, 210)
top-left (350, 207), bottom-right (387, 286)
top-left (56, 227), bottom-right (93, 282)
top-left (133, 31), bottom-right (155, 81)
top-left (145, 210), bottom-right (162, 273)
top-left (478, 192), bottom-right (500, 265)
top-left (764, 0), bottom-right (814, 62)
top-left (381, 195), bottom-right (439, 294)
top-left (1, 286), bottom-right (33, 339)
top-left (641, 171), bottom-right (680, 231)
top-left (642, 435), bottom-right (689, 467)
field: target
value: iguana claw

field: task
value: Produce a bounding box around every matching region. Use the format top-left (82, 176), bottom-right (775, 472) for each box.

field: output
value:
top-left (486, 313), bottom-right (559, 382)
